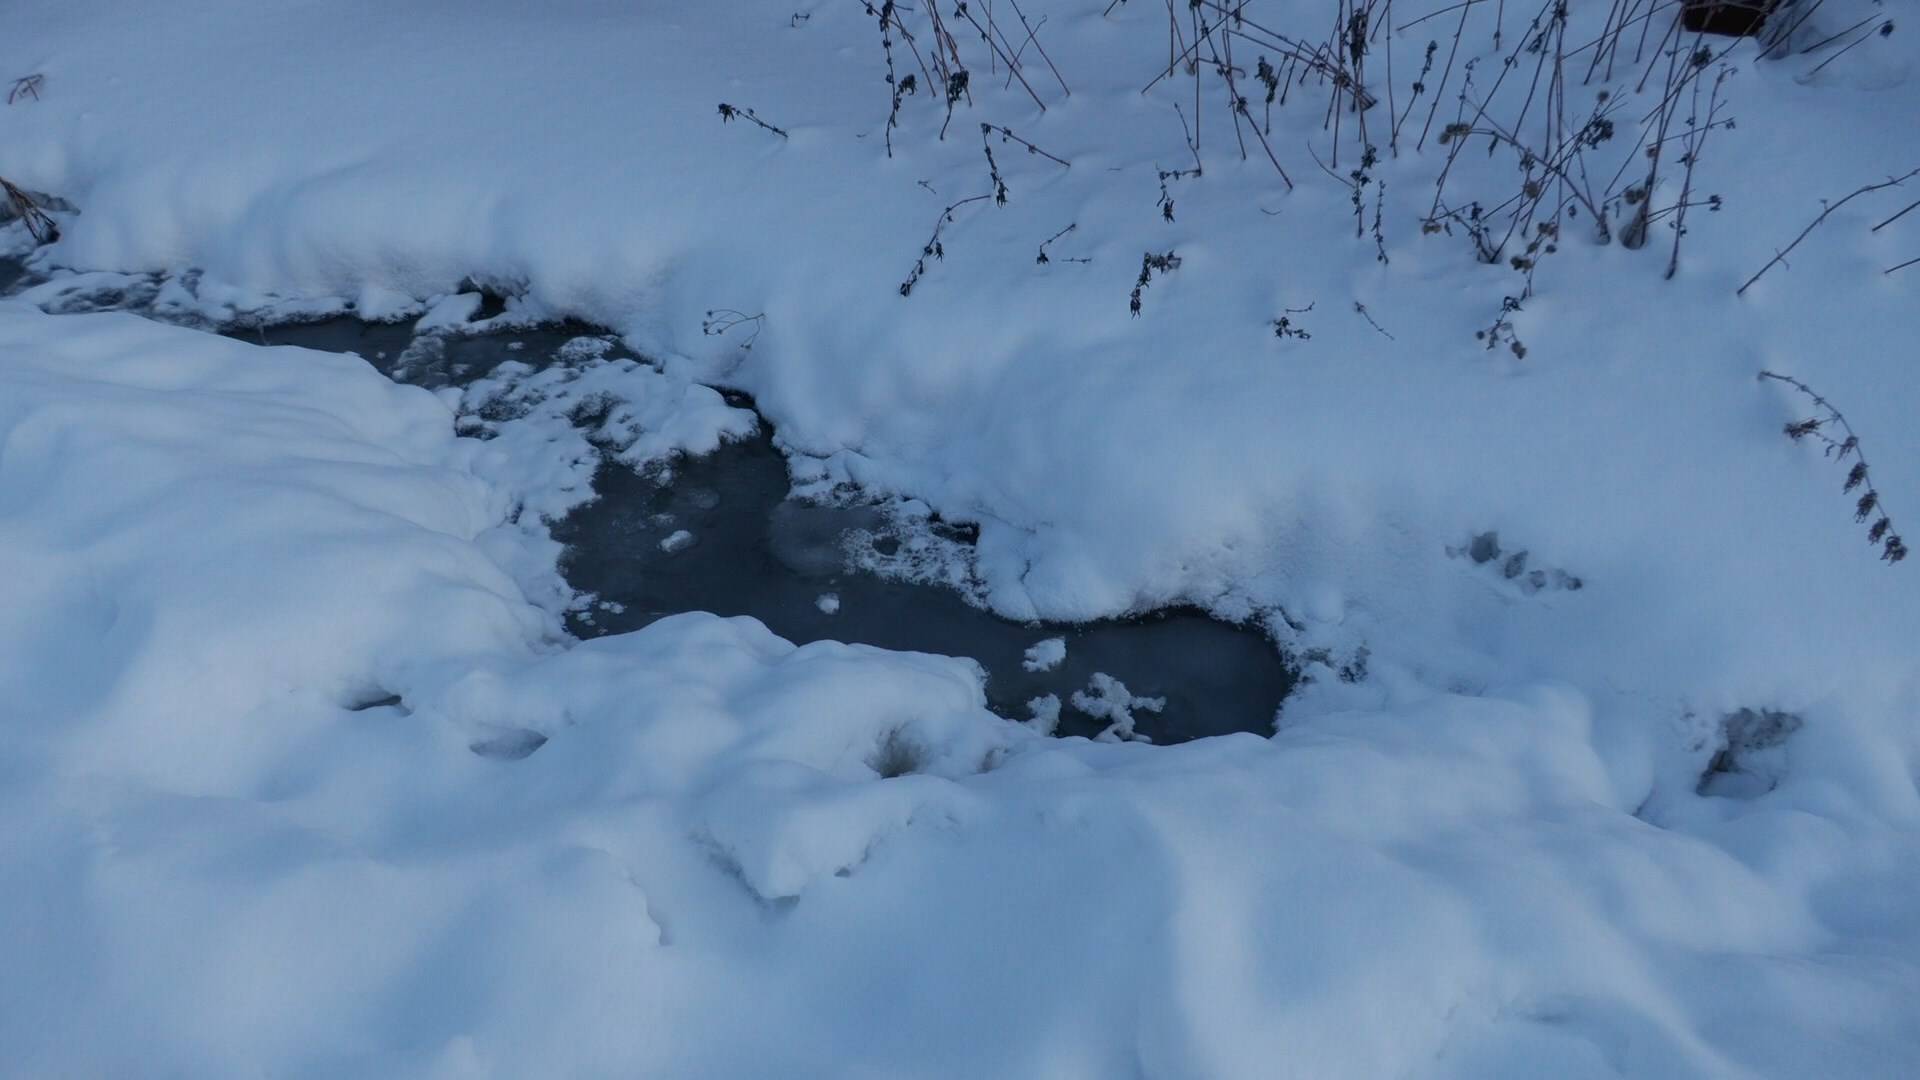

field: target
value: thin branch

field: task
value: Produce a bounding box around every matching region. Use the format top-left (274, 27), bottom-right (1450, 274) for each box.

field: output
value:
top-left (1006, 0), bottom-right (1070, 96)
top-left (7, 73), bottom-right (44, 104)
top-left (1871, 198), bottom-right (1920, 233)
top-left (1737, 168), bottom-right (1920, 296)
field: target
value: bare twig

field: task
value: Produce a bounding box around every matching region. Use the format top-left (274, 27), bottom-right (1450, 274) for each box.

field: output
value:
top-left (1737, 168), bottom-right (1920, 295)
top-left (952, 1), bottom-right (1048, 110)
top-left (1036, 222), bottom-right (1091, 264)
top-left (1172, 101), bottom-right (1204, 174)
top-left (900, 194), bottom-right (993, 296)
top-left (1354, 301), bottom-right (1395, 340)
top-left (716, 103), bottom-right (789, 139)
top-left (1871, 198), bottom-right (1920, 233)
top-left (1417, 0), bottom-right (1475, 151)
top-left (1804, 19), bottom-right (1892, 79)
top-left (980, 123), bottom-right (1071, 167)
top-left (1006, 0), bottom-right (1070, 96)
top-left (1665, 66), bottom-right (1730, 279)
top-left (702, 309), bottom-right (766, 350)
top-left (7, 74), bottom-right (44, 104)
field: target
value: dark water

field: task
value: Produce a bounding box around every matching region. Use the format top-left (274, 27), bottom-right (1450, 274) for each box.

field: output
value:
top-left (4, 260), bottom-right (1296, 742)
top-left (554, 427), bottom-right (1295, 742)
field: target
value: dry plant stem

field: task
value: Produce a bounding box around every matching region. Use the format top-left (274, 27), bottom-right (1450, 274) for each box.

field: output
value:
top-left (1140, 25), bottom-right (1210, 93)
top-left (1199, 10), bottom-right (1292, 186)
top-left (1441, 114), bottom-right (1611, 228)
top-left (1201, 0), bottom-right (1379, 108)
top-left (925, 3), bottom-right (962, 87)
top-left (1621, 27), bottom-right (1718, 250)
top-left (1417, 2), bottom-right (1474, 151)
top-left (1760, 370), bottom-right (1908, 564)
top-left (877, 3), bottom-right (908, 159)
top-left (716, 103), bottom-right (789, 138)
top-left (1217, 27), bottom-right (1251, 163)
top-left (984, 0), bottom-right (1000, 76)
top-left (1871, 198), bottom-right (1920, 233)
top-left (1583, 0), bottom-right (1628, 83)
top-left (1566, 0), bottom-right (1681, 69)
top-left (880, 5), bottom-right (939, 92)
top-left (899, 193), bottom-right (992, 296)
top-left (1665, 67), bottom-right (1729, 279)
top-left (7, 74), bottom-right (44, 104)
top-left (1800, 13), bottom-right (1881, 56)
top-left (952, 1), bottom-right (1048, 110)
top-left (701, 309), bottom-right (766, 349)
top-left (1173, 101), bottom-right (1204, 174)
top-left (1035, 221), bottom-right (1080, 263)
top-left (1762, 0), bottom-right (1827, 54)
top-left (1354, 301), bottom-right (1395, 339)
top-left (1, 177), bottom-right (59, 243)
top-left (1396, 0), bottom-right (1487, 33)
top-left (980, 123), bottom-right (1071, 167)
top-left (1383, 0), bottom-right (1399, 155)
top-left (1006, 0), bottom-right (1070, 96)
top-left (1190, 4), bottom-right (1204, 160)
top-left (1737, 168), bottom-right (1920, 295)
top-left (1805, 20), bottom-right (1891, 79)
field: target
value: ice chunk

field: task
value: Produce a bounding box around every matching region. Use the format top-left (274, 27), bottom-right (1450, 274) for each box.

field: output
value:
top-left (1025, 694), bottom-right (1062, 736)
top-left (1071, 673), bottom-right (1164, 742)
top-left (1022, 636), bottom-right (1067, 673)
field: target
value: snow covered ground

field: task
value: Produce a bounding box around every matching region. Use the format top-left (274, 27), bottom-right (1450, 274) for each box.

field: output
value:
top-left (4, 0), bottom-right (1920, 1074)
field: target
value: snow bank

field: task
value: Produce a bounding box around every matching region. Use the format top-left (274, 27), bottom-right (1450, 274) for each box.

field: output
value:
top-left (2, 302), bottom-right (1918, 1075)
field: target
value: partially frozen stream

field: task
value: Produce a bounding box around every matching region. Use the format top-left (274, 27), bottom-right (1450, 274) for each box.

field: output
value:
top-left (552, 428), bottom-right (1295, 742)
top-left (1, 262), bottom-right (1295, 742)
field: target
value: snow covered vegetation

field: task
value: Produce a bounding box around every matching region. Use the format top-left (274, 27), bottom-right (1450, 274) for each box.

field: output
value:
top-left (3, 0), bottom-right (1920, 1074)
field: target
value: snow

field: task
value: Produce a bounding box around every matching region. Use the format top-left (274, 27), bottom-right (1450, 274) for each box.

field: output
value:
top-left (815, 591), bottom-right (841, 615)
top-left (1025, 692), bottom-right (1064, 736)
top-left (1023, 635), bottom-right (1068, 672)
top-left (1071, 671), bottom-right (1167, 742)
top-left (4, 0), bottom-right (1920, 1074)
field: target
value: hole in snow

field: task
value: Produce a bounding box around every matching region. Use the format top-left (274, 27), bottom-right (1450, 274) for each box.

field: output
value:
top-left (868, 729), bottom-right (926, 778)
top-left (345, 691), bottom-right (405, 713)
top-left (469, 728), bottom-right (550, 761)
top-left (1696, 707), bottom-right (1802, 798)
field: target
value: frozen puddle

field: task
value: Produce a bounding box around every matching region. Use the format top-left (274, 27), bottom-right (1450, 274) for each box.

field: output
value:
top-left (1, 265), bottom-right (1295, 742)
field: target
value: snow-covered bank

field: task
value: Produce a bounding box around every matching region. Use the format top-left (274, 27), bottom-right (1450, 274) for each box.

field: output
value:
top-left (5, 0), bottom-right (1920, 1073)
top-left (5, 2), bottom-right (1916, 697)
top-left (4, 305), bottom-right (1918, 1077)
